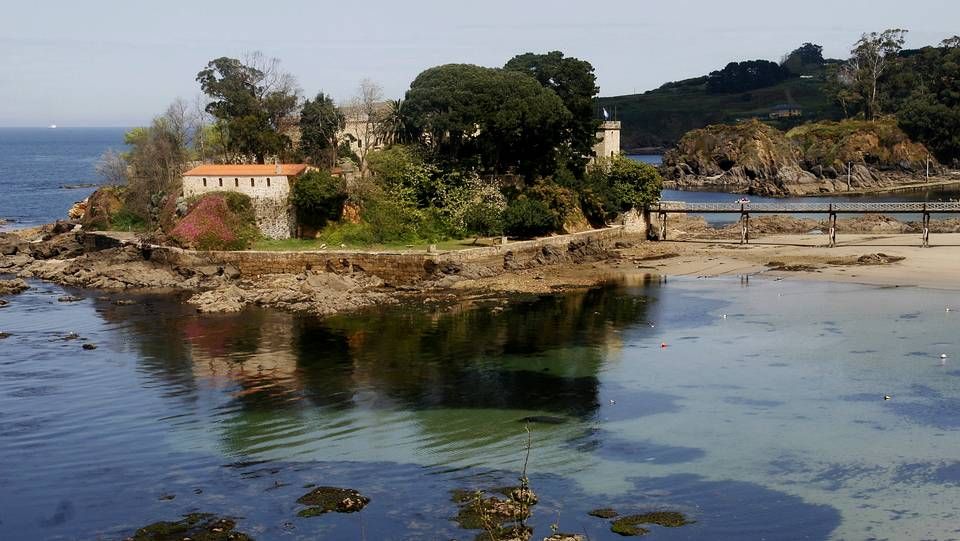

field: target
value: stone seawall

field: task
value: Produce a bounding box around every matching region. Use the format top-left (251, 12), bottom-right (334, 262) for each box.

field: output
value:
top-left (87, 227), bottom-right (630, 284)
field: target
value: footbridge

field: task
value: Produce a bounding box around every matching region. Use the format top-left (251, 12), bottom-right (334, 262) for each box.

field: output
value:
top-left (653, 201), bottom-right (960, 247)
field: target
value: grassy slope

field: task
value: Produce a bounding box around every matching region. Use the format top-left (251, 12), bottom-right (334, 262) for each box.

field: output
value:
top-left (599, 71), bottom-right (843, 151)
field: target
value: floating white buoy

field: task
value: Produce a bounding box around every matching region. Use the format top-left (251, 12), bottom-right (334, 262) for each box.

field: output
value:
top-left (721, 314), bottom-right (727, 319)
top-left (947, 307), bottom-right (952, 312)
top-left (883, 395), bottom-right (892, 401)
top-left (941, 353), bottom-right (949, 359)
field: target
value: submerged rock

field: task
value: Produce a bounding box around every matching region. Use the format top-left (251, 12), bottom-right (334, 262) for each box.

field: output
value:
top-left (57, 295), bottom-right (84, 303)
top-left (126, 513), bottom-right (253, 541)
top-left (588, 508), bottom-right (619, 519)
top-left (609, 511), bottom-right (692, 536)
top-left (82, 343), bottom-right (97, 350)
top-left (296, 486), bottom-right (370, 517)
top-left (453, 485), bottom-right (538, 540)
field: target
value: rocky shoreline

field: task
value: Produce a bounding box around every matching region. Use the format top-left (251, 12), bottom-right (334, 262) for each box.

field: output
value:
top-left (0, 223), bottom-right (625, 317)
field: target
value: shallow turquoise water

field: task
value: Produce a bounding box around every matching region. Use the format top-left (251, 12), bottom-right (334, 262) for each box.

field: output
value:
top-left (1, 275), bottom-right (960, 539)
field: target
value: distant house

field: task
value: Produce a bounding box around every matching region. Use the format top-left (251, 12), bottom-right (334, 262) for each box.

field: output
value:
top-left (181, 163), bottom-right (311, 239)
top-left (769, 104), bottom-right (803, 119)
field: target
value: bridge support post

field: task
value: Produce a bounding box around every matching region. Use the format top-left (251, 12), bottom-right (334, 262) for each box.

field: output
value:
top-left (922, 210), bottom-right (930, 248)
top-left (740, 211), bottom-right (750, 244)
top-left (828, 210), bottom-right (837, 247)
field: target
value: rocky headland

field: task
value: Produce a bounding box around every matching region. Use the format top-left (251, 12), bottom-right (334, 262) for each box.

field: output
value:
top-left (661, 118), bottom-right (946, 196)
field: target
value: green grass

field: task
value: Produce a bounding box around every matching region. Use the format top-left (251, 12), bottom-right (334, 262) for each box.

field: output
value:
top-left (251, 236), bottom-right (501, 252)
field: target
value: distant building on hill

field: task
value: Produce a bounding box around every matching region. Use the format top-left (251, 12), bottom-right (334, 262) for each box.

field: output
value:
top-left (592, 121), bottom-right (622, 161)
top-left (769, 104), bottom-right (803, 119)
top-left (181, 163), bottom-right (311, 239)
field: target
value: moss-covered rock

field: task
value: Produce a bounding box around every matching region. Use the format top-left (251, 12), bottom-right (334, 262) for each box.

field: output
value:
top-left (81, 187), bottom-right (125, 231)
top-left (452, 486), bottom-right (538, 540)
top-left (588, 508), bottom-right (619, 519)
top-left (609, 511), bottom-right (692, 536)
top-left (128, 513), bottom-right (253, 541)
top-left (296, 486), bottom-right (370, 517)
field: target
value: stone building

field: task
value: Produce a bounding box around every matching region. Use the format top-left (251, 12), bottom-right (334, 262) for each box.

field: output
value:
top-left (591, 121), bottom-right (622, 161)
top-left (181, 163), bottom-right (310, 239)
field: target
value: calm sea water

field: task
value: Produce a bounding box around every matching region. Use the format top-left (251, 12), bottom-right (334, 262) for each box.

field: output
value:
top-left (2, 276), bottom-right (960, 539)
top-left (0, 128), bottom-right (127, 229)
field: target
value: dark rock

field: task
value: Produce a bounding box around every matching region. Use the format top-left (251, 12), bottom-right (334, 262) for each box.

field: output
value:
top-left (222, 265), bottom-right (241, 280)
top-left (113, 299), bottom-right (136, 306)
top-left (610, 511), bottom-right (692, 536)
top-left (588, 508), bottom-right (619, 519)
top-left (196, 265), bottom-right (222, 278)
top-left (127, 513), bottom-right (253, 541)
top-left (296, 486), bottom-right (370, 517)
top-left (57, 295), bottom-right (84, 303)
top-left (82, 343), bottom-right (97, 350)
top-left (0, 332), bottom-right (10, 339)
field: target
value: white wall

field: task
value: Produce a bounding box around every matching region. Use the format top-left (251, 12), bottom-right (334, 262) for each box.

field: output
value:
top-left (182, 175), bottom-right (295, 239)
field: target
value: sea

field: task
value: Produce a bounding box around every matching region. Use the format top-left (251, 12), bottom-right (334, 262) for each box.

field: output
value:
top-left (2, 131), bottom-right (960, 540)
top-left (0, 127), bottom-right (128, 229)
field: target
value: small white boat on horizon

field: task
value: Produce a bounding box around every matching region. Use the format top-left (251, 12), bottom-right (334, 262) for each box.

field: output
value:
top-left (48, 124), bottom-right (57, 129)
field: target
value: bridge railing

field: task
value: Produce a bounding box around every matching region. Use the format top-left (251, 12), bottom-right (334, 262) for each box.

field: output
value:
top-left (655, 201), bottom-right (960, 213)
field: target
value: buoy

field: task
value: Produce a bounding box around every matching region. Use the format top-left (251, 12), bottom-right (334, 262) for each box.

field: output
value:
top-left (883, 395), bottom-right (891, 400)
top-left (941, 353), bottom-right (949, 359)
top-left (721, 314), bottom-right (727, 319)
top-left (947, 307), bottom-right (952, 312)
top-left (660, 343), bottom-right (668, 349)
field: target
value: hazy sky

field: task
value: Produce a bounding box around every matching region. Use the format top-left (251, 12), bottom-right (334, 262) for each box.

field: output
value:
top-left (2, 0), bottom-right (957, 127)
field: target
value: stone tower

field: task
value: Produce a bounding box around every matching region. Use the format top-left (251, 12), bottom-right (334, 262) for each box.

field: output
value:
top-left (592, 121), bottom-right (622, 160)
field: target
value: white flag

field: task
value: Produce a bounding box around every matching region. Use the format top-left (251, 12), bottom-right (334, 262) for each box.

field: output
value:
top-left (602, 108), bottom-right (610, 120)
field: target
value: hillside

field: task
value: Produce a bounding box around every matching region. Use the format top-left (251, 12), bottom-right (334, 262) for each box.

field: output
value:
top-left (599, 67), bottom-right (843, 152)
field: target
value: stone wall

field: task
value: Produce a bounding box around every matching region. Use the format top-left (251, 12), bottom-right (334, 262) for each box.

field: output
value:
top-left (182, 175), bottom-right (295, 239)
top-left (90, 226), bottom-right (632, 284)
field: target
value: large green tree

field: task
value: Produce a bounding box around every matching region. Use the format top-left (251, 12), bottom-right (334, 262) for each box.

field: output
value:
top-left (504, 51), bottom-right (599, 174)
top-left (299, 92), bottom-right (344, 167)
top-left (838, 29), bottom-right (908, 120)
top-left (894, 37), bottom-right (960, 165)
top-left (196, 53), bottom-right (300, 163)
top-left (403, 64), bottom-right (571, 179)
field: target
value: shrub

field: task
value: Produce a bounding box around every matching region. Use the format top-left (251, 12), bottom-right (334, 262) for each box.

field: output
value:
top-left (436, 173), bottom-right (506, 237)
top-left (367, 145), bottom-right (440, 207)
top-left (109, 209), bottom-right (148, 232)
top-left (170, 192), bottom-right (259, 250)
top-left (584, 155), bottom-right (663, 220)
top-left (291, 170), bottom-right (346, 229)
top-left (502, 197), bottom-right (556, 238)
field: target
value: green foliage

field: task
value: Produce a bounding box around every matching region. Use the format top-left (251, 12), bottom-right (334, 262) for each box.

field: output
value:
top-left (502, 197), bottom-right (556, 238)
top-left (300, 92), bottom-right (345, 167)
top-left (316, 195), bottom-right (446, 245)
top-left (781, 43), bottom-right (825, 76)
top-left (109, 209), bottom-right (148, 232)
top-left (196, 55), bottom-right (299, 162)
top-left (706, 60), bottom-right (790, 94)
top-left (504, 51), bottom-right (600, 174)
top-left (584, 155), bottom-right (663, 220)
top-left (891, 37), bottom-right (960, 164)
top-left (787, 117), bottom-right (931, 169)
top-left (436, 173), bottom-right (507, 237)
top-left (291, 170), bottom-right (346, 229)
top-left (367, 145), bottom-right (440, 207)
top-left (404, 63), bottom-right (571, 178)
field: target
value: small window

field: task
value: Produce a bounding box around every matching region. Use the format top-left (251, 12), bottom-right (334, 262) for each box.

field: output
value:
top-left (202, 178), bottom-right (207, 187)
top-left (266, 178), bottom-right (271, 187)
top-left (218, 178), bottom-right (223, 187)
top-left (234, 178), bottom-right (239, 187)
top-left (250, 178), bottom-right (255, 187)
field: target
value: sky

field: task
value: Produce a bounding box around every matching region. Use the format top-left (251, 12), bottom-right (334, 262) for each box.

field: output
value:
top-left (2, 0), bottom-right (957, 127)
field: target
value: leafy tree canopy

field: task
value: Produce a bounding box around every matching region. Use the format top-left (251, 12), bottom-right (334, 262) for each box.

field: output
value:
top-left (403, 63), bottom-right (571, 179)
top-left (299, 92), bottom-right (344, 167)
top-left (706, 60), bottom-right (789, 94)
top-left (504, 51), bottom-right (600, 174)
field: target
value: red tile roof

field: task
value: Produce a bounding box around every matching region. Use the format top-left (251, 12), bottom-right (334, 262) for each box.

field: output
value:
top-left (183, 164), bottom-right (309, 177)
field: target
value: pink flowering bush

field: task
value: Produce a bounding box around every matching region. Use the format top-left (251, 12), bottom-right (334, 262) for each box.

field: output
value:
top-left (170, 192), bottom-right (259, 251)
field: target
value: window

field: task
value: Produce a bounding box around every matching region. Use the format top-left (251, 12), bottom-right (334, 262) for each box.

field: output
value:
top-left (202, 178), bottom-right (207, 187)
top-left (218, 178), bottom-right (223, 187)
top-left (250, 178), bottom-right (255, 187)
top-left (234, 178), bottom-right (239, 187)
top-left (266, 178), bottom-right (271, 187)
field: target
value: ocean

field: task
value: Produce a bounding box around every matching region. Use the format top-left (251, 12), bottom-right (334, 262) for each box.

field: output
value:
top-left (0, 128), bottom-right (127, 229)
